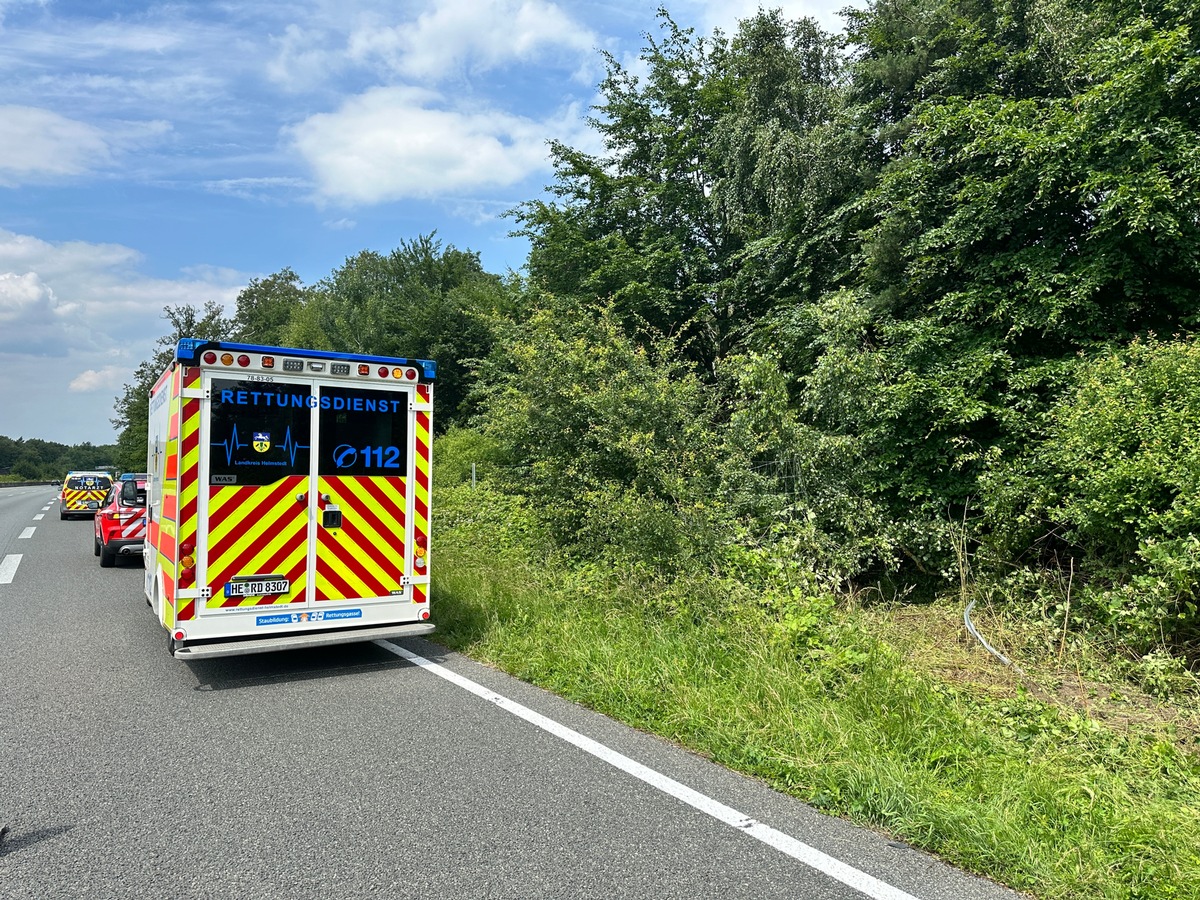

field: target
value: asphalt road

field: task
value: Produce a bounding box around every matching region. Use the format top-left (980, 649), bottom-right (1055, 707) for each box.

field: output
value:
top-left (0, 485), bottom-right (1027, 900)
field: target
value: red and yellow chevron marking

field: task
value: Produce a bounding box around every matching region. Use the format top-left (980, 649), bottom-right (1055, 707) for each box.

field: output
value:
top-left (156, 365), bottom-right (183, 625)
top-left (175, 375), bottom-right (202, 623)
top-left (61, 488), bottom-right (108, 511)
top-left (315, 475), bottom-right (406, 602)
top-left (205, 476), bottom-right (308, 608)
top-left (413, 407), bottom-right (432, 586)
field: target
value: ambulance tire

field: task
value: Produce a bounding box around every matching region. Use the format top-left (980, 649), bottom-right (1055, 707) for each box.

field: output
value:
top-left (100, 543), bottom-right (116, 568)
top-left (94, 535), bottom-right (101, 556)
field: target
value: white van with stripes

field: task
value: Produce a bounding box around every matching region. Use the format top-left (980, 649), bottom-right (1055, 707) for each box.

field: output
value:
top-left (144, 339), bottom-right (435, 659)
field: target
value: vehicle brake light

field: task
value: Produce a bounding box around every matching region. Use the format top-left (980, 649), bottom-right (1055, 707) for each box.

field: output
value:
top-left (203, 351), bottom-right (217, 364)
top-left (237, 355), bottom-right (250, 367)
top-left (406, 368), bottom-right (417, 380)
top-left (378, 366), bottom-right (389, 377)
top-left (419, 609), bottom-right (430, 620)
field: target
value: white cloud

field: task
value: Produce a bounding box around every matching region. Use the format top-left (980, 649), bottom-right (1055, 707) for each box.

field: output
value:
top-left (287, 86), bottom-right (579, 204)
top-left (203, 176), bottom-right (308, 201)
top-left (348, 0), bottom-right (598, 81)
top-left (0, 228), bottom-right (248, 442)
top-left (266, 23), bottom-right (346, 92)
top-left (0, 106), bottom-right (112, 183)
top-left (68, 365), bottom-right (127, 393)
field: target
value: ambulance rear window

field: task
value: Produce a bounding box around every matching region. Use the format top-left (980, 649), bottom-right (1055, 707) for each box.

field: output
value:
top-left (67, 475), bottom-right (111, 490)
top-left (317, 385), bottom-right (410, 477)
top-left (209, 378), bottom-right (313, 486)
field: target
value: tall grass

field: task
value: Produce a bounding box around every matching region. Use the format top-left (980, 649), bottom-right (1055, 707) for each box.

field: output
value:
top-left (430, 484), bottom-right (1200, 900)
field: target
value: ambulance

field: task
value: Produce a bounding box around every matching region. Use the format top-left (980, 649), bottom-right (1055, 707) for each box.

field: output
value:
top-left (144, 339), bottom-right (436, 659)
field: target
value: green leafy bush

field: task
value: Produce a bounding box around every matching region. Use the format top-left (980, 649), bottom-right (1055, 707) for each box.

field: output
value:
top-left (984, 337), bottom-right (1200, 650)
top-left (472, 299), bottom-right (726, 573)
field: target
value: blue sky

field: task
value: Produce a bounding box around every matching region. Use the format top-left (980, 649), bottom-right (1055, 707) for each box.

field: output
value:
top-left (1, 0), bottom-right (849, 446)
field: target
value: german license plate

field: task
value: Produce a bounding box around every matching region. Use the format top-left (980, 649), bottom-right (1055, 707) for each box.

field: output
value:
top-left (224, 578), bottom-right (290, 598)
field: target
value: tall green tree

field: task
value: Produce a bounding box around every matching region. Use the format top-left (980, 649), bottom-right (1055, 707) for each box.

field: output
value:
top-left (286, 235), bottom-right (505, 427)
top-left (229, 267), bottom-right (307, 345)
top-left (112, 301), bottom-right (231, 471)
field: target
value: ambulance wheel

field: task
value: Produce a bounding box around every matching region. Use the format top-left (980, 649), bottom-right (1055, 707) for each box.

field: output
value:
top-left (100, 543), bottom-right (115, 568)
top-left (94, 535), bottom-right (101, 557)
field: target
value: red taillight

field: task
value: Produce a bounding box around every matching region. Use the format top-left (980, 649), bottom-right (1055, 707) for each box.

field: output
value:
top-left (405, 368), bottom-right (417, 380)
top-left (378, 366), bottom-right (389, 378)
top-left (419, 609), bottom-right (430, 620)
top-left (237, 354), bottom-right (250, 367)
top-left (173, 630), bottom-right (185, 641)
top-left (180, 541), bottom-right (194, 555)
top-left (202, 351), bottom-right (217, 364)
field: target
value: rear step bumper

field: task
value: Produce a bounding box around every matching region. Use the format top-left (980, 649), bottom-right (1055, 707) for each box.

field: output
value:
top-left (171, 622), bottom-right (436, 659)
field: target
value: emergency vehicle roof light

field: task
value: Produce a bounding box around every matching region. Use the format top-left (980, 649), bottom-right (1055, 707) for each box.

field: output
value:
top-left (174, 338), bottom-right (437, 380)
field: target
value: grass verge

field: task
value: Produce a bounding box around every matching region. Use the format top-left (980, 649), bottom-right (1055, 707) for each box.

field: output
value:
top-left (430, 485), bottom-right (1200, 900)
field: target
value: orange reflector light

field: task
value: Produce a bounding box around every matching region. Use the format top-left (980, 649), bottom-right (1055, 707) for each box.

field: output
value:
top-left (262, 356), bottom-right (275, 369)
top-left (220, 353), bottom-right (234, 366)
top-left (392, 367), bottom-right (404, 378)
top-left (181, 555), bottom-right (195, 569)
top-left (358, 364), bottom-right (370, 376)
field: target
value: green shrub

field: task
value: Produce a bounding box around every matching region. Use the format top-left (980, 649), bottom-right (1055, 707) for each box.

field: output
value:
top-left (983, 336), bottom-right (1200, 650)
top-left (472, 299), bottom-right (725, 573)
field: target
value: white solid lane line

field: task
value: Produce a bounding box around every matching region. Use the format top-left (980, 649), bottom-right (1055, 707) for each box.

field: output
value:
top-left (378, 641), bottom-right (923, 900)
top-left (18, 527), bottom-right (36, 539)
top-left (0, 555), bottom-right (21, 584)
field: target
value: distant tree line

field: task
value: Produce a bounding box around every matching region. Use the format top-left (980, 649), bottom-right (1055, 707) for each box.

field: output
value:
top-left (116, 0), bottom-right (1200, 661)
top-left (0, 435), bottom-right (118, 481)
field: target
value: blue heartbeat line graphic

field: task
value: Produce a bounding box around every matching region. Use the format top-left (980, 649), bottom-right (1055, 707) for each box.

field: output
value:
top-left (212, 424), bottom-right (249, 465)
top-left (278, 427), bottom-right (310, 466)
top-left (211, 424), bottom-right (310, 466)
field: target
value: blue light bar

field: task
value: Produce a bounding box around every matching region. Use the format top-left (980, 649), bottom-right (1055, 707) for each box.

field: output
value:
top-left (175, 339), bottom-right (436, 381)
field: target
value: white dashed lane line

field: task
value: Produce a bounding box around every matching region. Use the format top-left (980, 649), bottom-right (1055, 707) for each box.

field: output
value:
top-left (18, 527), bottom-right (36, 539)
top-left (33, 514), bottom-right (44, 520)
top-left (0, 555), bottom-right (21, 584)
top-left (379, 641), bottom-right (924, 900)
